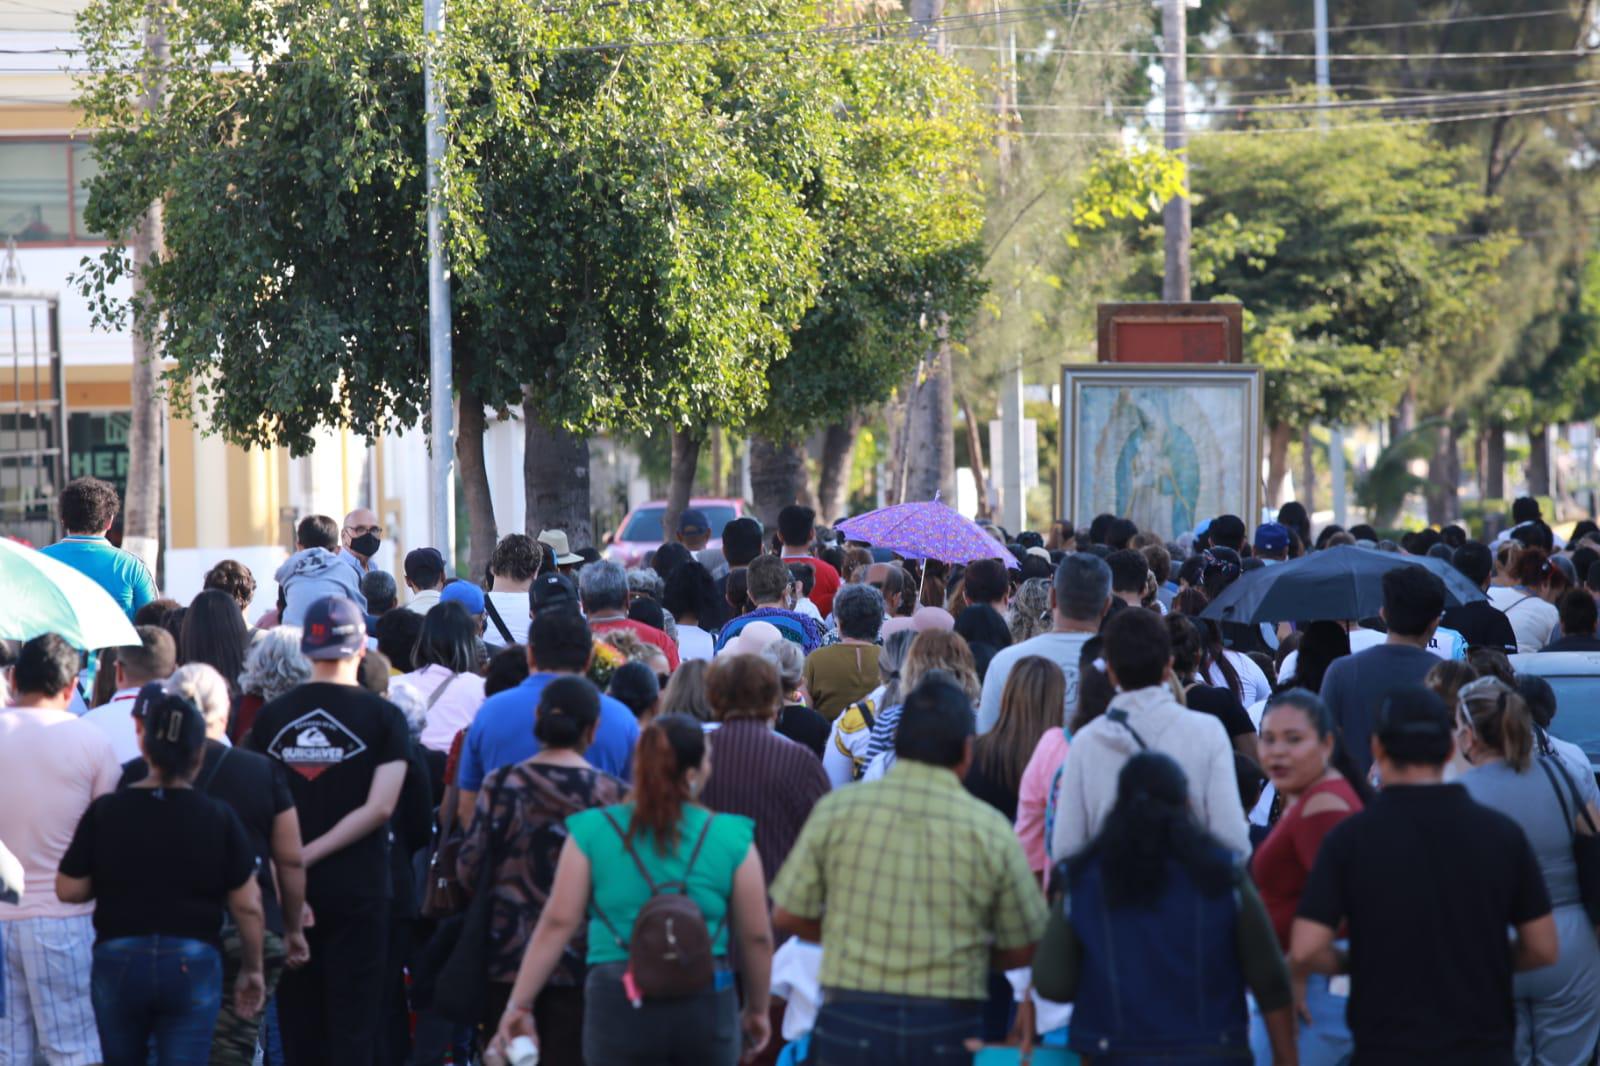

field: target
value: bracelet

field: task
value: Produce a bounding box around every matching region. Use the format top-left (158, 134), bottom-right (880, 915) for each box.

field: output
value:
top-left (507, 1002), bottom-right (534, 1015)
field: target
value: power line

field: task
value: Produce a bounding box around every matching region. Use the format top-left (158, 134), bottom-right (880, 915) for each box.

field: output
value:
top-left (1000, 78), bottom-right (1600, 117)
top-left (1219, 6), bottom-right (1581, 41)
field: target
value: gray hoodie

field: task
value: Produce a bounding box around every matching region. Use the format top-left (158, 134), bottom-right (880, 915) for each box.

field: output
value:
top-left (275, 547), bottom-right (368, 627)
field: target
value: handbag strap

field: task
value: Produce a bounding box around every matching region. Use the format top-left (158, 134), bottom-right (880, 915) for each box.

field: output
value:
top-left (1540, 755), bottom-right (1597, 837)
top-left (1104, 708), bottom-right (1149, 750)
top-left (592, 807), bottom-right (716, 950)
top-left (482, 594), bottom-right (515, 646)
top-left (426, 671), bottom-right (461, 712)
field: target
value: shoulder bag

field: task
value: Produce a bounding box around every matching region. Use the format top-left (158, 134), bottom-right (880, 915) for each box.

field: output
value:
top-left (418, 673), bottom-right (469, 918)
top-left (432, 780), bottom-right (504, 1026)
top-left (1536, 754), bottom-right (1600, 924)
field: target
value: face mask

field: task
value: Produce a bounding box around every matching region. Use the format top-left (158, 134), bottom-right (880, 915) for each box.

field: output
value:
top-left (351, 532), bottom-right (381, 557)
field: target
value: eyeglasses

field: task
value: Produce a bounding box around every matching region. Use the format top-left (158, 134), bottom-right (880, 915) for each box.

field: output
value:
top-left (346, 524), bottom-right (384, 536)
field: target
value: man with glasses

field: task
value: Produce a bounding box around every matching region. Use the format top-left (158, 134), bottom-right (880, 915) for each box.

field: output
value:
top-left (338, 508), bottom-right (384, 578)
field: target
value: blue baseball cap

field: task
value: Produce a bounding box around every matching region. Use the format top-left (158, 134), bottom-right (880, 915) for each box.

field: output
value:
top-left (440, 581), bottom-right (486, 615)
top-left (1254, 522), bottom-right (1290, 553)
top-left (301, 597), bottom-right (368, 660)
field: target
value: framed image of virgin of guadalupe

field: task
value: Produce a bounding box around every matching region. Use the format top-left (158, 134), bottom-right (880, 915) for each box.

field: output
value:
top-left (1060, 364), bottom-right (1262, 541)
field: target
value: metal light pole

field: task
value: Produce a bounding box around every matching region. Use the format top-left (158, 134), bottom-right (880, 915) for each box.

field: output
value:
top-left (1315, 0), bottom-right (1350, 525)
top-left (423, 0), bottom-right (457, 557)
top-left (1161, 0), bottom-right (1190, 301)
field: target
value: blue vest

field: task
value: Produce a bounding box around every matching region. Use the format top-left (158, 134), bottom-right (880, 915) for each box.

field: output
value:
top-left (1067, 850), bottom-right (1249, 1061)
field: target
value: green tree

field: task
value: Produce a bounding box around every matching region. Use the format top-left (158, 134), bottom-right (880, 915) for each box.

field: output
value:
top-left (1144, 106), bottom-right (1513, 507)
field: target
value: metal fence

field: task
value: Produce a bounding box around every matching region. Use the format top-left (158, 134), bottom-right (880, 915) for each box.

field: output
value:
top-left (0, 289), bottom-right (64, 548)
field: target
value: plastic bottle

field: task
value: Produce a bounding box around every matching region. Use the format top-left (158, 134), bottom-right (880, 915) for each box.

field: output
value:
top-left (508, 1036), bottom-right (540, 1066)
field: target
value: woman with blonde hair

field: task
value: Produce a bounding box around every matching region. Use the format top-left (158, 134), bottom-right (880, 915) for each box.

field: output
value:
top-left (1007, 577), bottom-right (1052, 645)
top-left (860, 630), bottom-right (980, 780)
top-left (660, 658), bottom-right (714, 724)
top-left (1457, 676), bottom-right (1600, 1064)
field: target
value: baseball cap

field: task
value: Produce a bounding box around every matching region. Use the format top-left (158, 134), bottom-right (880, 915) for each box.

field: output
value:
top-left (532, 571), bottom-right (579, 611)
top-left (404, 547), bottom-right (447, 586)
top-left (678, 508), bottom-right (710, 536)
top-left (440, 581), bottom-right (486, 615)
top-left (1253, 522), bottom-right (1290, 553)
top-left (300, 597), bottom-right (369, 660)
top-left (1375, 686), bottom-right (1453, 746)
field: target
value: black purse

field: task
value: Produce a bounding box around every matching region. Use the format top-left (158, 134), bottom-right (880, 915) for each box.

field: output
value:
top-left (431, 784), bottom-right (502, 1026)
top-left (1536, 755), bottom-right (1600, 924)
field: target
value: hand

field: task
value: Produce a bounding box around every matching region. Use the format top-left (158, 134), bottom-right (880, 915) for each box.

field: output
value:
top-left (1292, 972), bottom-right (1312, 1026)
top-left (301, 902), bottom-right (316, 929)
top-left (284, 930), bottom-right (310, 970)
top-left (234, 968), bottom-right (266, 1019)
top-left (491, 1003), bottom-right (536, 1058)
top-left (739, 1005), bottom-right (770, 1062)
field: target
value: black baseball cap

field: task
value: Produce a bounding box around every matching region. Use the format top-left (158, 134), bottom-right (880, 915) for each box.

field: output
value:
top-left (678, 508), bottom-right (710, 536)
top-left (301, 597), bottom-right (368, 661)
top-left (532, 572), bottom-right (579, 611)
top-left (404, 547), bottom-right (447, 586)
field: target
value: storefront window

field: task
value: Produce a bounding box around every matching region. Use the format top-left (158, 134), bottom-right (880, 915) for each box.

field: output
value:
top-left (68, 411), bottom-right (132, 495)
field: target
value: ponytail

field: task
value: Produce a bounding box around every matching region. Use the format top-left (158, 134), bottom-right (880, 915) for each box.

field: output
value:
top-left (627, 713), bottom-right (705, 854)
top-left (1460, 678), bottom-right (1536, 772)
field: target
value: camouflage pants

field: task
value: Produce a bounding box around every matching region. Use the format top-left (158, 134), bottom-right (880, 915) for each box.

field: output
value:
top-left (210, 929), bottom-right (287, 1066)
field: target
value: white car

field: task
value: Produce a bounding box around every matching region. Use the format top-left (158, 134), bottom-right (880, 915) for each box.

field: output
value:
top-left (1510, 651), bottom-right (1600, 776)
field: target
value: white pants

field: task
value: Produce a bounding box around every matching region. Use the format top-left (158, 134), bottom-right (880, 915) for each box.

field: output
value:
top-left (0, 915), bottom-right (101, 1066)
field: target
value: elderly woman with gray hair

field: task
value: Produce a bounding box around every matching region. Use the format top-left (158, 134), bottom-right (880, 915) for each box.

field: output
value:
top-left (234, 626), bottom-right (311, 741)
top-left (115, 662), bottom-right (311, 1064)
top-left (762, 638), bottom-right (828, 758)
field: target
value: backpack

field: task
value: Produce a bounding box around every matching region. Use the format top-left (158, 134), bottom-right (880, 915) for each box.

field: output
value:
top-left (592, 808), bottom-right (722, 1002)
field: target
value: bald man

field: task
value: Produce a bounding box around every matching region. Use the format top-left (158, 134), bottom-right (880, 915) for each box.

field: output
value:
top-left (338, 508), bottom-right (383, 577)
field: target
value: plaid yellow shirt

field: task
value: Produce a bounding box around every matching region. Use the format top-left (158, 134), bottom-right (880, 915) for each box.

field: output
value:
top-left (771, 759), bottom-right (1048, 1001)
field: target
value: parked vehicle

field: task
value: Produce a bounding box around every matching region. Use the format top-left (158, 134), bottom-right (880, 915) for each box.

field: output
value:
top-left (605, 498), bottom-right (746, 568)
top-left (1510, 651), bottom-right (1600, 774)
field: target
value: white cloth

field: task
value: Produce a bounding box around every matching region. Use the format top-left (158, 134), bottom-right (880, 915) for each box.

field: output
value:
top-left (821, 684), bottom-right (886, 788)
top-left (795, 597), bottom-right (824, 625)
top-left (1049, 684), bottom-right (1250, 861)
top-left (1487, 586), bottom-right (1560, 654)
top-left (1205, 649), bottom-right (1272, 706)
top-left (391, 665), bottom-right (487, 753)
top-left (80, 688), bottom-right (143, 765)
top-left (405, 588), bottom-right (442, 615)
top-left (1278, 627), bottom-right (1385, 685)
top-left (675, 625), bottom-right (715, 663)
top-left (482, 590), bottom-right (532, 648)
top-left (770, 938), bottom-right (824, 1041)
top-left (0, 914), bottom-right (101, 1065)
top-left (977, 631), bottom-right (1094, 734)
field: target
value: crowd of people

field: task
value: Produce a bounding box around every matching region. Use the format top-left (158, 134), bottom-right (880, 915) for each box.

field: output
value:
top-left (4, 475), bottom-right (1600, 1066)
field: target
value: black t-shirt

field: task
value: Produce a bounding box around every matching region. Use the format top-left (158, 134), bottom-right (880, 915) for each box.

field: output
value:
top-left (60, 788), bottom-right (255, 945)
top-left (246, 682), bottom-right (410, 901)
top-left (120, 741), bottom-right (295, 935)
top-left (1297, 784), bottom-right (1551, 1065)
top-left (776, 704), bottom-right (828, 759)
top-left (1441, 601), bottom-right (1519, 656)
top-left (1184, 683), bottom-right (1256, 740)
top-left (1544, 633), bottom-right (1600, 653)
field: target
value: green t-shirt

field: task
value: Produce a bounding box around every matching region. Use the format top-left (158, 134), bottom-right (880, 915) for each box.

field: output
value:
top-left (567, 802), bottom-right (754, 965)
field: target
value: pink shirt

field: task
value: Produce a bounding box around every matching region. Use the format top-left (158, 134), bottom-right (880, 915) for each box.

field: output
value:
top-left (1015, 728), bottom-right (1070, 877)
top-left (392, 666), bottom-right (488, 754)
top-left (0, 705), bottom-right (120, 919)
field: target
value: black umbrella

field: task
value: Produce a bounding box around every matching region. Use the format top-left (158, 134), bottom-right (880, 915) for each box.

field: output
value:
top-left (1200, 545), bottom-right (1487, 625)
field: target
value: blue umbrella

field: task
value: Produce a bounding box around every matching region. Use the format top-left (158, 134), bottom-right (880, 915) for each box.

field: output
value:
top-left (1200, 545), bottom-right (1486, 625)
top-left (0, 537), bottom-right (140, 649)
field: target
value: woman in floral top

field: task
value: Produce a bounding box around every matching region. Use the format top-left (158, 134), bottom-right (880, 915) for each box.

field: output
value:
top-left (458, 675), bottom-right (626, 1066)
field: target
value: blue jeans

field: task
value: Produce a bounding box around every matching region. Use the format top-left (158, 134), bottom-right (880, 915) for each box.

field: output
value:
top-left (90, 936), bottom-right (222, 1066)
top-left (1248, 973), bottom-right (1352, 1066)
top-left (809, 994), bottom-right (982, 1066)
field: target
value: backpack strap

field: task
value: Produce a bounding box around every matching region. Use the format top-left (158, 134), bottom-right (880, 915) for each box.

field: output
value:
top-left (482, 595), bottom-right (515, 646)
top-left (1104, 708), bottom-right (1149, 750)
top-left (591, 808), bottom-right (718, 950)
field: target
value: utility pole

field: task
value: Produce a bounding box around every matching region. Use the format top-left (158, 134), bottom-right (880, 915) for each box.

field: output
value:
top-left (1315, 0), bottom-right (1349, 525)
top-left (423, 0), bottom-right (457, 558)
top-left (124, 0), bottom-right (168, 575)
top-left (1161, 0), bottom-right (1190, 301)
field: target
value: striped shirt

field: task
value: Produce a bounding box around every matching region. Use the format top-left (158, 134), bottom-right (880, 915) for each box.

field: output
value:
top-left (700, 719), bottom-right (830, 885)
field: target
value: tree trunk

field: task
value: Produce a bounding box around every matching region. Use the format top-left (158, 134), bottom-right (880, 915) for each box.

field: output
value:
top-left (456, 384), bottom-right (497, 577)
top-left (1299, 426), bottom-right (1317, 515)
top-left (1529, 424), bottom-right (1551, 497)
top-left (1388, 386), bottom-right (1416, 443)
top-left (902, 342), bottom-right (956, 504)
top-left (749, 435), bottom-right (806, 529)
top-left (663, 430), bottom-right (700, 544)
top-left (523, 394), bottom-right (591, 548)
top-left (816, 417), bottom-right (861, 524)
top-left (1485, 421), bottom-right (1506, 501)
top-left (959, 399), bottom-right (993, 520)
top-left (709, 429), bottom-right (723, 501)
top-left (1265, 422), bottom-right (1291, 508)
top-left (1425, 409), bottom-right (1459, 525)
top-left (122, 6), bottom-right (168, 574)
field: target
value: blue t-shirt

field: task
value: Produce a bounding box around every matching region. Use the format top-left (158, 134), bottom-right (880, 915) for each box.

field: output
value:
top-left (457, 673), bottom-right (639, 791)
top-left (39, 535), bottom-right (156, 621)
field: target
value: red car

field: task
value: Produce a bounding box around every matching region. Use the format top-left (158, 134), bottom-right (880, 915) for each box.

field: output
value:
top-left (604, 498), bottom-right (747, 568)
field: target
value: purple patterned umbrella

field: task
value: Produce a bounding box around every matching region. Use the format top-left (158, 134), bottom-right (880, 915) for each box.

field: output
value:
top-left (836, 500), bottom-right (1019, 569)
